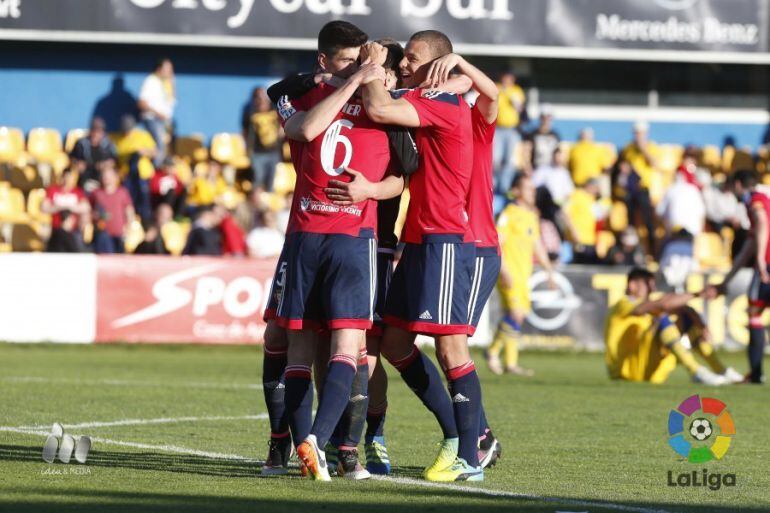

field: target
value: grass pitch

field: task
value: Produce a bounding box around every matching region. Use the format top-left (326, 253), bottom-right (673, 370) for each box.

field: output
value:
top-left (0, 343), bottom-right (768, 513)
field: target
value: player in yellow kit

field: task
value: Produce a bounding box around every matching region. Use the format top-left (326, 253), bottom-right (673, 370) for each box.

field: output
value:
top-left (605, 268), bottom-right (743, 385)
top-left (487, 174), bottom-right (555, 376)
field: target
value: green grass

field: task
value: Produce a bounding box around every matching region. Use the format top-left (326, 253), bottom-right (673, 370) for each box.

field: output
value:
top-left (0, 343), bottom-right (768, 513)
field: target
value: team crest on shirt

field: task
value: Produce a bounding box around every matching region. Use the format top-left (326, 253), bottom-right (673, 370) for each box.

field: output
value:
top-left (300, 196), bottom-right (311, 211)
top-left (277, 95), bottom-right (296, 121)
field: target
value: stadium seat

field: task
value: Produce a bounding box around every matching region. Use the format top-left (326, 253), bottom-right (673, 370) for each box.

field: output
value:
top-left (64, 128), bottom-right (88, 154)
top-left (0, 126), bottom-right (25, 165)
top-left (272, 162), bottom-right (296, 196)
top-left (656, 144), bottom-right (684, 174)
top-left (10, 221), bottom-right (44, 251)
top-left (0, 186), bottom-right (28, 222)
top-left (729, 148), bottom-right (755, 173)
top-left (172, 157), bottom-right (193, 185)
top-left (174, 135), bottom-right (208, 163)
top-left (220, 189), bottom-right (245, 210)
top-left (123, 219), bottom-right (146, 254)
top-left (27, 128), bottom-right (64, 164)
top-left (210, 133), bottom-right (250, 168)
top-left (609, 202), bottom-right (628, 232)
top-left (699, 145), bottom-right (721, 174)
top-left (694, 232), bottom-right (730, 269)
top-left (26, 188), bottom-right (50, 223)
top-left (8, 165), bottom-right (43, 194)
top-left (595, 230), bottom-right (616, 259)
top-left (161, 221), bottom-right (190, 256)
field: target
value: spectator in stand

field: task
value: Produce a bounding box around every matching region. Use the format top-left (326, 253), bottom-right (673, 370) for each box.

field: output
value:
top-left (183, 206), bottom-right (222, 256)
top-left (41, 167), bottom-right (90, 253)
top-left (234, 186), bottom-right (268, 234)
top-left (523, 104), bottom-right (560, 173)
top-left (569, 128), bottom-right (607, 186)
top-left (242, 87), bottom-right (282, 191)
top-left (703, 174), bottom-right (750, 233)
top-left (113, 115), bottom-right (157, 224)
top-left (564, 178), bottom-right (605, 264)
top-left (90, 163), bottom-right (134, 254)
top-left (138, 57), bottom-right (176, 167)
top-left (216, 204), bottom-right (247, 257)
top-left (247, 209), bottom-right (285, 258)
top-left (657, 170), bottom-right (706, 238)
top-left (150, 158), bottom-right (186, 216)
top-left (611, 157), bottom-right (656, 257)
top-left (187, 159), bottom-right (227, 216)
top-left (71, 117), bottom-right (117, 193)
top-left (494, 71), bottom-right (526, 193)
top-left (532, 147), bottom-right (574, 205)
top-left (135, 203), bottom-right (173, 255)
top-left (620, 122), bottom-right (659, 254)
top-left (606, 227), bottom-right (646, 267)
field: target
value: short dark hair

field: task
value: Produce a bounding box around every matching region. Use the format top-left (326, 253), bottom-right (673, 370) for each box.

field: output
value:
top-left (409, 30), bottom-right (453, 59)
top-left (627, 267), bottom-right (654, 283)
top-left (154, 57), bottom-right (171, 71)
top-left (733, 169), bottom-right (758, 189)
top-left (511, 172), bottom-right (529, 190)
top-left (317, 21), bottom-right (368, 57)
top-left (376, 37), bottom-right (404, 73)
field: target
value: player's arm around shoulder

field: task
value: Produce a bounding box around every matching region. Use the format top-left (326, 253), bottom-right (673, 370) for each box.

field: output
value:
top-left (363, 79), bottom-right (421, 128)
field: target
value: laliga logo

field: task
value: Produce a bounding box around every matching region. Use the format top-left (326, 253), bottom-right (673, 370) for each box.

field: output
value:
top-left (111, 264), bottom-right (265, 328)
top-left (526, 271), bottom-right (581, 331)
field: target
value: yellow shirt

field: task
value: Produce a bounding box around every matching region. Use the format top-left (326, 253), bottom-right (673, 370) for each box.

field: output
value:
top-left (496, 84), bottom-right (525, 129)
top-left (249, 110), bottom-right (280, 151)
top-left (497, 202), bottom-right (539, 281)
top-left (113, 129), bottom-right (157, 180)
top-left (569, 140), bottom-right (605, 186)
top-left (188, 176), bottom-right (228, 206)
top-left (604, 296), bottom-right (655, 380)
top-left (621, 142), bottom-right (660, 189)
top-left (564, 188), bottom-right (597, 246)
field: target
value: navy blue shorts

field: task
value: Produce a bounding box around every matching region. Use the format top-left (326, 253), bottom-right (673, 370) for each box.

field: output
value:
top-left (467, 248), bottom-right (501, 335)
top-left (276, 231), bottom-right (377, 331)
top-left (369, 249), bottom-right (395, 337)
top-left (384, 235), bottom-right (475, 336)
top-left (749, 266), bottom-right (770, 309)
top-left (263, 243), bottom-right (289, 322)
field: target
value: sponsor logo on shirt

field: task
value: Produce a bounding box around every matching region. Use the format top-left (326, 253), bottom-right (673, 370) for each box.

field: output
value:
top-left (299, 196), bottom-right (362, 217)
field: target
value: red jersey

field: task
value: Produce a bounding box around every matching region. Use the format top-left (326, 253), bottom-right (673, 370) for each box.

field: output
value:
top-left (749, 188), bottom-right (770, 264)
top-left (278, 83), bottom-right (390, 237)
top-left (467, 104), bottom-right (499, 251)
top-left (400, 88), bottom-right (473, 244)
top-left (45, 185), bottom-right (86, 229)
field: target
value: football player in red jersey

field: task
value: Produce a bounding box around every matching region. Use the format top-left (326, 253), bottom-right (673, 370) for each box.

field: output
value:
top-left (362, 31), bottom-right (484, 481)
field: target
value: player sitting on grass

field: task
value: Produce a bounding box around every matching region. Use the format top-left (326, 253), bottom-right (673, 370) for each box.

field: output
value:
top-left (487, 173), bottom-right (555, 377)
top-left (604, 267), bottom-right (742, 385)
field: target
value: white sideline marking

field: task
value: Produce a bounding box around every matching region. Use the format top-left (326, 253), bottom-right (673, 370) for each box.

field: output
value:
top-left (3, 419), bottom-right (671, 513)
top-left (17, 414), bottom-right (268, 431)
top-left (1, 376), bottom-right (263, 390)
top-left (372, 476), bottom-right (671, 513)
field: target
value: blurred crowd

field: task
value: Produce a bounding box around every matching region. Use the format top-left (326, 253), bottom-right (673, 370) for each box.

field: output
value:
top-left (0, 61), bottom-right (762, 269)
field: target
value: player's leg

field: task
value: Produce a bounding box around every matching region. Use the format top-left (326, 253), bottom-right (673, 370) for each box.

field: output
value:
top-left (261, 320), bottom-right (291, 475)
top-left (656, 315), bottom-right (725, 385)
top-left (504, 308), bottom-right (534, 376)
top-left (364, 334), bottom-right (391, 475)
top-left (676, 307), bottom-right (742, 383)
top-left (333, 345), bottom-right (370, 479)
top-left (747, 270), bottom-right (768, 383)
top-left (284, 329), bottom-right (317, 449)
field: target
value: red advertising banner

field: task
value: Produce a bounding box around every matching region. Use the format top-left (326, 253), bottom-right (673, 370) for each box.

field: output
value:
top-left (96, 255), bottom-right (278, 344)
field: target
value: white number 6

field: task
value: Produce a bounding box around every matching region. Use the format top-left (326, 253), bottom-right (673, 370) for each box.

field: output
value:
top-left (320, 119), bottom-right (354, 176)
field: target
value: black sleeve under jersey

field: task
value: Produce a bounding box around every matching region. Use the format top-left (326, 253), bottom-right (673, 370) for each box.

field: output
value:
top-left (386, 127), bottom-right (419, 176)
top-left (266, 73), bottom-right (317, 104)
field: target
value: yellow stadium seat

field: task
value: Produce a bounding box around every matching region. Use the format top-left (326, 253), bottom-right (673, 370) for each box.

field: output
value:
top-left (64, 128), bottom-right (88, 154)
top-left (694, 232), bottom-right (729, 269)
top-left (656, 144), bottom-right (684, 174)
top-left (0, 242), bottom-right (11, 253)
top-left (27, 128), bottom-right (64, 164)
top-left (699, 145), bottom-right (721, 172)
top-left (608, 201), bottom-right (628, 232)
top-left (597, 142), bottom-right (617, 168)
top-left (272, 162), bottom-right (296, 196)
top-left (174, 135), bottom-right (205, 162)
top-left (210, 133), bottom-right (248, 167)
top-left (27, 188), bottom-right (51, 223)
top-left (0, 186), bottom-right (27, 222)
top-left (0, 126), bottom-right (25, 165)
top-left (558, 141), bottom-right (572, 157)
top-left (595, 230), bottom-right (616, 259)
top-left (172, 157), bottom-right (193, 185)
top-left (123, 219), bottom-right (145, 254)
top-left (11, 221), bottom-right (44, 252)
top-left (220, 189), bottom-right (245, 210)
top-left (161, 221), bottom-right (191, 256)
top-left (730, 148), bottom-right (755, 173)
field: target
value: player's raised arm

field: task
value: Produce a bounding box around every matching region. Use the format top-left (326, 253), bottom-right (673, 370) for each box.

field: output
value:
top-left (285, 63), bottom-right (384, 142)
top-left (427, 53), bottom-right (498, 124)
top-left (631, 290), bottom-right (701, 316)
top-left (363, 78), bottom-right (421, 128)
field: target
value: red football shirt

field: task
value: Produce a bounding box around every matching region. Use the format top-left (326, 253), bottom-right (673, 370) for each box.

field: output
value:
top-left (45, 185), bottom-right (86, 229)
top-left (467, 104), bottom-right (499, 251)
top-left (400, 89), bottom-right (473, 244)
top-left (750, 189), bottom-right (770, 264)
top-left (278, 83), bottom-right (390, 237)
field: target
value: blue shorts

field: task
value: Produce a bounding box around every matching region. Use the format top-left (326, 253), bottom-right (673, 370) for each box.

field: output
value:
top-left (263, 243), bottom-right (289, 322)
top-left (369, 249), bottom-right (395, 336)
top-left (276, 231), bottom-right (377, 331)
top-left (467, 248), bottom-right (501, 335)
top-left (749, 266), bottom-right (770, 309)
top-left (384, 235), bottom-right (475, 336)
